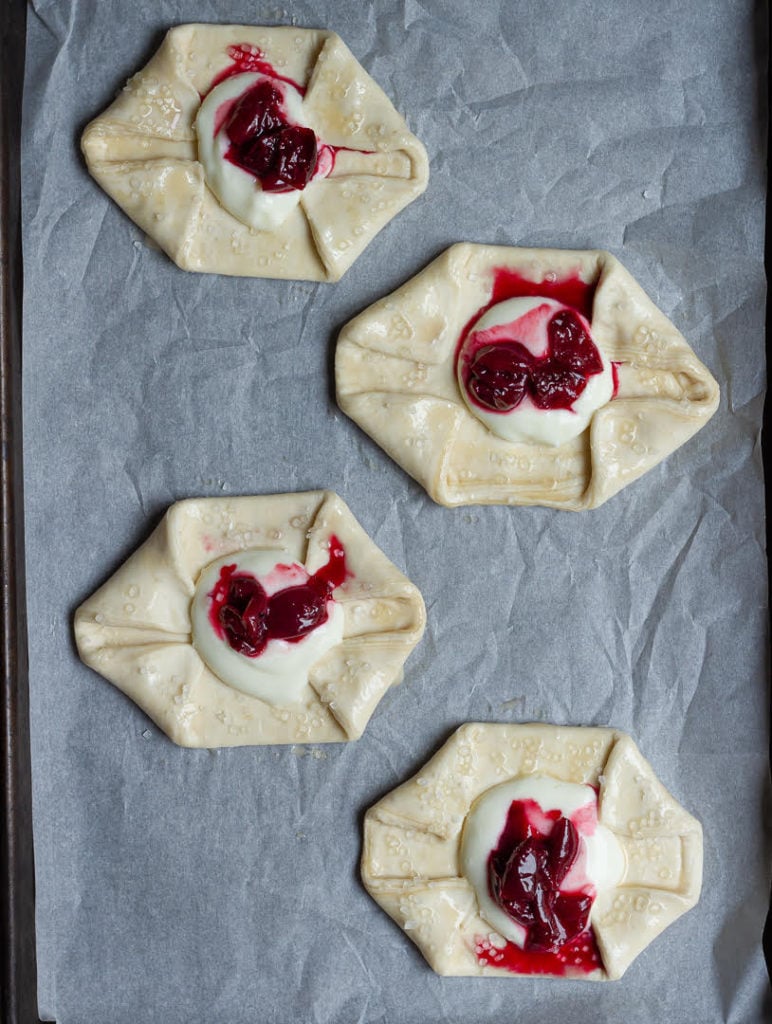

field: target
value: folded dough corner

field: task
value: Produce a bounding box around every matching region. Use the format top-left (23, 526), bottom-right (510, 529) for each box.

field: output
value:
top-left (74, 491), bottom-right (426, 747)
top-left (336, 244), bottom-right (720, 508)
top-left (81, 25), bottom-right (429, 281)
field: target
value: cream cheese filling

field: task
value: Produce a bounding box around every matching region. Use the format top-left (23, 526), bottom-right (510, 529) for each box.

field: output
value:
top-left (460, 776), bottom-right (625, 948)
top-left (191, 550), bottom-right (343, 706)
top-left (196, 73), bottom-right (332, 231)
top-left (458, 297), bottom-right (614, 447)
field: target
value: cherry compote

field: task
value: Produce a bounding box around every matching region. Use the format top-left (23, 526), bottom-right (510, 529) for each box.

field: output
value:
top-left (208, 536), bottom-right (347, 657)
top-left (488, 799), bottom-right (593, 954)
top-left (466, 308), bottom-right (604, 414)
top-left (224, 79), bottom-right (317, 192)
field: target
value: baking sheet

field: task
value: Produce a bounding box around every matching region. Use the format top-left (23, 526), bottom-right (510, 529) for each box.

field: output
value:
top-left (21, 0), bottom-right (769, 1021)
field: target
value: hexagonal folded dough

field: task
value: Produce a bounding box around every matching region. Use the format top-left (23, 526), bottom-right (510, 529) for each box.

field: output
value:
top-left (74, 491), bottom-right (426, 747)
top-left (81, 25), bottom-right (429, 281)
top-left (336, 244), bottom-right (719, 507)
top-left (362, 723), bottom-right (702, 979)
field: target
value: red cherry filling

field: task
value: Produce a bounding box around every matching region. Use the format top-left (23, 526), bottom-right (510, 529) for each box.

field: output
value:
top-left (549, 309), bottom-right (603, 375)
top-left (207, 536), bottom-right (347, 658)
top-left (217, 575), bottom-right (269, 656)
top-left (467, 343), bottom-right (532, 411)
top-left (224, 80), bottom-right (317, 192)
top-left (488, 804), bottom-right (593, 954)
top-left (226, 80), bottom-right (285, 145)
top-left (465, 309), bottom-right (604, 414)
top-left (530, 367), bottom-right (587, 410)
top-left (265, 583), bottom-right (330, 640)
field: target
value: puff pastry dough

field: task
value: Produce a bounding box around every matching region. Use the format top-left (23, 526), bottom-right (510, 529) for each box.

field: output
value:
top-left (81, 25), bottom-right (429, 280)
top-left (74, 492), bottom-right (426, 747)
top-left (362, 723), bottom-right (702, 979)
top-left (336, 245), bottom-right (720, 507)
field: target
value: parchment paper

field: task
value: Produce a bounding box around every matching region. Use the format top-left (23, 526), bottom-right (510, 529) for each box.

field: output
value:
top-left (22, 1), bottom-right (769, 1021)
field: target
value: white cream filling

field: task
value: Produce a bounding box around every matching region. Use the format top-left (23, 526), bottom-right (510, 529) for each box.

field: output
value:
top-left (458, 296), bottom-right (613, 447)
top-left (191, 550), bottom-right (343, 706)
top-left (196, 73), bottom-right (324, 231)
top-left (460, 776), bottom-right (625, 948)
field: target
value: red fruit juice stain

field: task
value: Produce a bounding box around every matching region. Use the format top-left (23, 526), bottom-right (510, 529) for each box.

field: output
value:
top-left (207, 536), bottom-right (348, 658)
top-left (475, 930), bottom-right (602, 977)
top-left (209, 43), bottom-right (307, 95)
top-left (456, 269), bottom-right (597, 362)
top-left (478, 796), bottom-right (602, 977)
top-left (490, 268), bottom-right (596, 320)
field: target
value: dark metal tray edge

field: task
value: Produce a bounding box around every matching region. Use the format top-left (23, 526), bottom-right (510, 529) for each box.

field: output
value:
top-left (1, 0), bottom-right (38, 1021)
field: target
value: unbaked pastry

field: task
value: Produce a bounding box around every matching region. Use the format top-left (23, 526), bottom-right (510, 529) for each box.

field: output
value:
top-left (336, 244), bottom-right (720, 507)
top-left (74, 492), bottom-right (426, 746)
top-left (362, 723), bottom-right (702, 979)
top-left (81, 25), bottom-right (429, 281)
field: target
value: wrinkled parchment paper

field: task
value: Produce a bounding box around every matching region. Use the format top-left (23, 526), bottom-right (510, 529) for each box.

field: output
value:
top-left (22, 1), bottom-right (769, 1021)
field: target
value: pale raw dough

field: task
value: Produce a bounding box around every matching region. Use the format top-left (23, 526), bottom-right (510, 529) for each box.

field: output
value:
top-left (336, 244), bottom-right (720, 507)
top-left (80, 25), bottom-right (429, 281)
top-left (361, 723), bottom-right (703, 980)
top-left (74, 491), bottom-right (426, 747)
